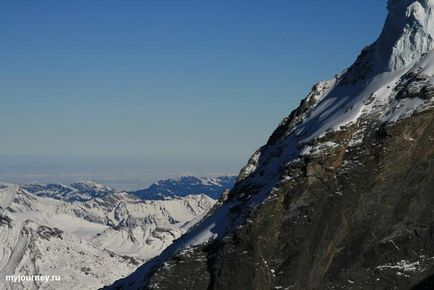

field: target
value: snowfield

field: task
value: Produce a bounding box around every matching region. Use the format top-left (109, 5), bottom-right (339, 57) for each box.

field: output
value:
top-left (0, 183), bottom-right (215, 290)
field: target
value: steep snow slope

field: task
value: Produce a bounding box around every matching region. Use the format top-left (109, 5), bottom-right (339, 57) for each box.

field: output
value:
top-left (375, 0), bottom-right (434, 71)
top-left (0, 184), bottom-right (215, 290)
top-left (106, 1), bottom-right (434, 289)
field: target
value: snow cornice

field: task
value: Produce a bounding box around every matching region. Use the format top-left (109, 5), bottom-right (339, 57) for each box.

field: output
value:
top-left (374, 0), bottom-right (434, 71)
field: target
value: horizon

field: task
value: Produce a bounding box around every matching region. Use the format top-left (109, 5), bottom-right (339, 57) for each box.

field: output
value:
top-left (1, 1), bottom-right (387, 190)
top-left (0, 171), bottom-right (238, 192)
top-left (0, 154), bottom-right (240, 190)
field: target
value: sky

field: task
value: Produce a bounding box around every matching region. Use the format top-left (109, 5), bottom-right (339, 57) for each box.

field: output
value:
top-left (0, 0), bottom-right (388, 189)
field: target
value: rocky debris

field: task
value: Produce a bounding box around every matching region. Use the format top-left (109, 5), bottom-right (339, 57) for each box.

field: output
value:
top-left (395, 70), bottom-right (434, 100)
top-left (147, 249), bottom-right (210, 290)
top-left (37, 226), bottom-right (63, 240)
top-left (0, 214), bottom-right (12, 228)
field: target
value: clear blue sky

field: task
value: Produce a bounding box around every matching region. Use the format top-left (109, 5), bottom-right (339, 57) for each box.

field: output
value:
top-left (0, 0), bottom-right (387, 189)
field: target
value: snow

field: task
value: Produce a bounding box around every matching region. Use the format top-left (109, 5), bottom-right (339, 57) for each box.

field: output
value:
top-left (375, 0), bottom-right (434, 71)
top-left (300, 141), bottom-right (339, 156)
top-left (0, 183), bottom-right (215, 290)
top-left (383, 97), bottom-right (426, 123)
top-left (8, 1), bottom-right (431, 289)
top-left (22, 181), bottom-right (116, 202)
top-left (0, 183), bottom-right (17, 210)
top-left (294, 66), bottom-right (409, 144)
top-left (376, 259), bottom-right (424, 272)
top-left (238, 149), bottom-right (261, 181)
top-left (285, 0), bottom-right (434, 144)
top-left (348, 128), bottom-right (366, 147)
top-left (107, 178), bottom-right (278, 289)
top-left (131, 175), bottom-right (236, 200)
top-left (106, 2), bottom-right (434, 288)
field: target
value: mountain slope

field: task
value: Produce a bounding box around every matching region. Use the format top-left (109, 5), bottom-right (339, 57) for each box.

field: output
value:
top-left (106, 1), bottom-right (434, 289)
top-left (130, 176), bottom-right (236, 200)
top-left (0, 184), bottom-right (215, 290)
top-left (22, 181), bottom-right (116, 202)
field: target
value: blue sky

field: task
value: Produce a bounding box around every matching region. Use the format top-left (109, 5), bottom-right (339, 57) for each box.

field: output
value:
top-left (0, 0), bottom-right (387, 189)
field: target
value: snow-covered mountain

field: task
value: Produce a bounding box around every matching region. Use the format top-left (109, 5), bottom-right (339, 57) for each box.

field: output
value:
top-left (130, 176), bottom-right (236, 200)
top-left (22, 181), bottom-right (116, 202)
top-left (0, 183), bottom-right (215, 290)
top-left (107, 1), bottom-right (434, 289)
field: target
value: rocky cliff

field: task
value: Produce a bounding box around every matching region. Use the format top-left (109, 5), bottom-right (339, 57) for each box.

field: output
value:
top-left (107, 1), bottom-right (434, 289)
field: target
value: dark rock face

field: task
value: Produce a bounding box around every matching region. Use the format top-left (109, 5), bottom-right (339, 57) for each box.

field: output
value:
top-left (147, 250), bottom-right (210, 290)
top-left (141, 107), bottom-right (434, 290)
top-left (105, 2), bottom-right (434, 289)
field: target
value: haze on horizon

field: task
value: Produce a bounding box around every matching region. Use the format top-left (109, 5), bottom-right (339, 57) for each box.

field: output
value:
top-left (0, 0), bottom-right (386, 190)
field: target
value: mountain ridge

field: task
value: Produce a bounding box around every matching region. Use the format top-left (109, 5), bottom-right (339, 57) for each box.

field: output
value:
top-left (106, 1), bottom-right (434, 289)
top-left (21, 175), bottom-right (236, 202)
top-left (22, 180), bottom-right (117, 202)
top-left (0, 183), bottom-right (215, 290)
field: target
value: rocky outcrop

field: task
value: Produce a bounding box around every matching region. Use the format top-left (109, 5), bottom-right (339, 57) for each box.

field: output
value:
top-left (143, 107), bottom-right (434, 290)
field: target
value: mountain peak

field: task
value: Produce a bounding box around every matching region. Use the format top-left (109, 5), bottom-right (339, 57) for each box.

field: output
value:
top-left (375, 0), bottom-right (434, 71)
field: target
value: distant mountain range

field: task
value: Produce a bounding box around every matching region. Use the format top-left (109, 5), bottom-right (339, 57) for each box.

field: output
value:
top-left (130, 176), bottom-right (237, 200)
top-left (0, 175), bottom-right (237, 289)
top-left (22, 181), bottom-right (117, 202)
top-left (22, 175), bottom-right (236, 202)
top-left (0, 176), bottom-right (236, 289)
top-left (0, 181), bottom-right (216, 290)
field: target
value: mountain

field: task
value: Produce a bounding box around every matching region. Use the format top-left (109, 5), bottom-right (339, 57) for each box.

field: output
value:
top-left (0, 183), bottom-right (215, 290)
top-left (22, 176), bottom-right (236, 202)
top-left (22, 181), bottom-right (116, 202)
top-left (107, 1), bottom-right (434, 289)
top-left (130, 176), bottom-right (236, 200)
